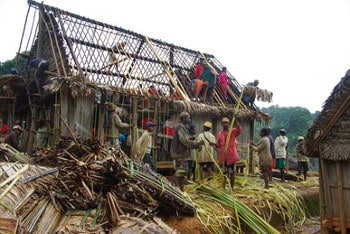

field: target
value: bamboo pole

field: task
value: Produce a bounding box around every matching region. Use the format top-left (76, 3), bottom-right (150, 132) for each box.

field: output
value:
top-left (336, 161), bottom-right (346, 234)
top-left (130, 96), bottom-right (138, 158)
top-left (144, 37), bottom-right (190, 102)
top-left (320, 158), bottom-right (331, 234)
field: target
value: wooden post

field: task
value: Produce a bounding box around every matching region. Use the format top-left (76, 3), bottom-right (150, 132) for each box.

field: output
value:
top-left (318, 156), bottom-right (326, 222)
top-left (97, 102), bottom-right (105, 144)
top-left (320, 158), bottom-right (331, 234)
top-left (53, 103), bottom-right (60, 144)
top-left (249, 119), bottom-right (254, 174)
top-left (153, 99), bottom-right (159, 166)
top-left (27, 14), bottom-right (44, 154)
top-left (336, 161), bottom-right (346, 234)
top-left (130, 96), bottom-right (138, 158)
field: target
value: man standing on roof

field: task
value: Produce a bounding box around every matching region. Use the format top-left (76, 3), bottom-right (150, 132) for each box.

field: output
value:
top-left (171, 111), bottom-right (204, 191)
top-left (274, 129), bottom-right (288, 182)
top-left (243, 79), bottom-right (259, 105)
top-left (218, 67), bottom-right (230, 102)
top-left (197, 121), bottom-right (216, 180)
top-left (106, 102), bottom-right (134, 147)
top-left (202, 61), bottom-right (217, 105)
top-left (295, 136), bottom-right (308, 181)
top-left (2, 125), bottom-right (24, 151)
top-left (213, 117), bottom-right (242, 191)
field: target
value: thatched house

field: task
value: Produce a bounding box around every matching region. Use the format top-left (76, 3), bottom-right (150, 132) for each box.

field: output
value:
top-left (305, 70), bottom-right (350, 233)
top-left (0, 1), bottom-right (269, 169)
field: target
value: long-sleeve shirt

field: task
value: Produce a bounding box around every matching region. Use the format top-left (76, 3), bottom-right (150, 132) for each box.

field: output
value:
top-left (3, 131), bottom-right (20, 150)
top-left (136, 130), bottom-right (153, 157)
top-left (171, 123), bottom-right (201, 160)
top-left (217, 125), bottom-right (242, 166)
top-left (108, 112), bottom-right (130, 138)
top-left (274, 135), bottom-right (288, 159)
top-left (218, 71), bottom-right (230, 85)
top-left (197, 131), bottom-right (216, 163)
top-left (268, 135), bottom-right (275, 158)
top-left (252, 136), bottom-right (272, 167)
top-left (295, 142), bottom-right (308, 162)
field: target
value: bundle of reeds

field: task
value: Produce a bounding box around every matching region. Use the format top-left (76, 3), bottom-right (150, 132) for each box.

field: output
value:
top-left (186, 175), bottom-right (307, 233)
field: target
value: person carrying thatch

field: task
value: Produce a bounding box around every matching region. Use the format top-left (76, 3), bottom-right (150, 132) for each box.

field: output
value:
top-left (243, 79), bottom-right (259, 106)
top-left (2, 125), bottom-right (24, 151)
top-left (136, 121), bottom-right (157, 171)
top-left (197, 121), bottom-right (216, 180)
top-left (295, 136), bottom-right (308, 181)
top-left (106, 102), bottom-right (134, 147)
top-left (213, 117), bottom-right (242, 191)
top-left (250, 127), bottom-right (273, 189)
top-left (171, 111), bottom-right (204, 191)
top-left (274, 129), bottom-right (288, 182)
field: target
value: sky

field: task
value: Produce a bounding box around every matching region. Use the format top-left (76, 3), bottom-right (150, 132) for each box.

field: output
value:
top-left (1, 0), bottom-right (350, 113)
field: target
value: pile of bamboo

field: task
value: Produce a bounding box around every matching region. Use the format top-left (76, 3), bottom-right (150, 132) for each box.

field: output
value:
top-left (32, 136), bottom-right (195, 219)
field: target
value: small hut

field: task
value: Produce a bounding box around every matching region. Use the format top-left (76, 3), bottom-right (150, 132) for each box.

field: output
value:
top-left (305, 70), bottom-right (350, 234)
top-left (0, 1), bottom-right (270, 170)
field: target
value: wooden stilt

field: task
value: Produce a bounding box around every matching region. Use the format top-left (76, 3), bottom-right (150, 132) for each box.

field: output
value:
top-left (130, 96), bottom-right (137, 158)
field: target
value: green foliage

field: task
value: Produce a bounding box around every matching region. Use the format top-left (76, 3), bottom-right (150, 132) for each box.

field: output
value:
top-left (0, 52), bottom-right (29, 76)
top-left (255, 105), bottom-right (318, 155)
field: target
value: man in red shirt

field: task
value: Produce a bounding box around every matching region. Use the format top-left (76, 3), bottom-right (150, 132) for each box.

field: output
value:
top-left (192, 57), bottom-right (208, 101)
top-left (214, 117), bottom-right (242, 191)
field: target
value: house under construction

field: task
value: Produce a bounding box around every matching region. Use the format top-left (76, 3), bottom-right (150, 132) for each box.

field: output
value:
top-left (0, 1), bottom-right (270, 168)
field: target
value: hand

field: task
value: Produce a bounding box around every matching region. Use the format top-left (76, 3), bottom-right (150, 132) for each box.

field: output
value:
top-left (129, 124), bottom-right (135, 128)
top-left (248, 140), bottom-right (254, 145)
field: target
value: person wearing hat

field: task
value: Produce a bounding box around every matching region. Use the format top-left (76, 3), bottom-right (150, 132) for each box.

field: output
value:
top-left (197, 121), bottom-right (216, 180)
top-left (2, 125), bottom-right (24, 150)
top-left (171, 111), bottom-right (204, 191)
top-left (214, 117), bottom-right (242, 191)
top-left (106, 102), bottom-right (133, 147)
top-left (136, 121), bottom-right (157, 171)
top-left (35, 119), bottom-right (48, 148)
top-left (295, 136), bottom-right (308, 180)
top-left (274, 129), bottom-right (289, 182)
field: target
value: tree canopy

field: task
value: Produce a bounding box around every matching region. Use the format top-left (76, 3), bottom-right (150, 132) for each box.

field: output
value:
top-left (0, 53), bottom-right (29, 76)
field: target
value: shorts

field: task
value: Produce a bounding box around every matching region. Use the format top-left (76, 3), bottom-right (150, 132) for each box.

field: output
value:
top-left (222, 163), bottom-right (236, 174)
top-left (300, 161), bottom-right (308, 172)
top-left (276, 158), bottom-right (286, 169)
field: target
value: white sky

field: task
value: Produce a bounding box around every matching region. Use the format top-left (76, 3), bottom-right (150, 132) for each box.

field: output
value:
top-left (1, 0), bottom-right (350, 113)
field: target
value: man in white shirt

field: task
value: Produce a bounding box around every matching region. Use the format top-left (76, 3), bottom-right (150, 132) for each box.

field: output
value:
top-left (274, 129), bottom-right (288, 182)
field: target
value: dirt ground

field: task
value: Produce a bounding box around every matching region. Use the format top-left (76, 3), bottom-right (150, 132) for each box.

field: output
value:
top-left (162, 216), bottom-right (204, 234)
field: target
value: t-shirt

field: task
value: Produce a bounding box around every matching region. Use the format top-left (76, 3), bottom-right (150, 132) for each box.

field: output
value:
top-left (202, 67), bottom-right (216, 88)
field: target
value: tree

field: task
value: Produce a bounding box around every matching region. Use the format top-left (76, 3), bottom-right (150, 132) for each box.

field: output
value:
top-left (0, 52), bottom-right (29, 76)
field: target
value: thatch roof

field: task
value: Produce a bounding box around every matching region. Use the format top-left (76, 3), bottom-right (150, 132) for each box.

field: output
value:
top-left (305, 70), bottom-right (350, 159)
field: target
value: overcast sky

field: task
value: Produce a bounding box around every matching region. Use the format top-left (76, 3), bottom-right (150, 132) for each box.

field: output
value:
top-left (1, 0), bottom-right (350, 113)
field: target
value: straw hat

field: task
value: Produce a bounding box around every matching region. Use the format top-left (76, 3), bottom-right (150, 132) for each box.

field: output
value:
top-left (221, 117), bottom-right (230, 123)
top-left (203, 121), bottom-right (212, 129)
top-left (179, 111), bottom-right (190, 118)
top-left (280, 129), bottom-right (287, 133)
top-left (106, 102), bottom-right (116, 111)
top-left (297, 136), bottom-right (304, 141)
top-left (13, 125), bottom-right (23, 132)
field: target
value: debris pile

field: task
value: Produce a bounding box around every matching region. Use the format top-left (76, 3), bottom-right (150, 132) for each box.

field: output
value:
top-left (0, 138), bottom-right (195, 232)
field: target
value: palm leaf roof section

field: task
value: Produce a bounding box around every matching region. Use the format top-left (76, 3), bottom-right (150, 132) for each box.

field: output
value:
top-left (26, 0), bottom-right (248, 108)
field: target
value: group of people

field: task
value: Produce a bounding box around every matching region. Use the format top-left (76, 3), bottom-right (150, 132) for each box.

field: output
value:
top-left (0, 119), bottom-right (49, 152)
top-left (191, 57), bottom-right (231, 104)
top-left (170, 111), bottom-right (242, 191)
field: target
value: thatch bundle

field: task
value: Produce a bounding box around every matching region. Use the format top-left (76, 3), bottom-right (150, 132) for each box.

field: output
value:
top-left (170, 100), bottom-right (271, 121)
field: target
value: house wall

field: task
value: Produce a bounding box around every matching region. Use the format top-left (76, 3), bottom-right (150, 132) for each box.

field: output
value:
top-left (320, 159), bottom-right (350, 232)
top-left (319, 108), bottom-right (350, 232)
